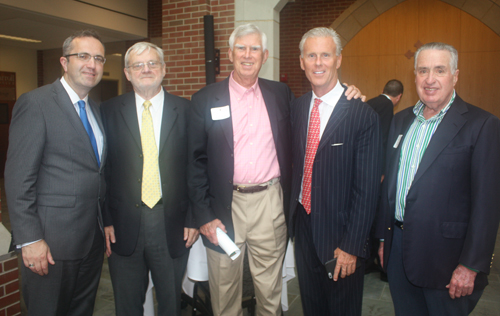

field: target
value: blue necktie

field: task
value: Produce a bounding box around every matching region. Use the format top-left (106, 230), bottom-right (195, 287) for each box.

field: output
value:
top-left (77, 100), bottom-right (100, 167)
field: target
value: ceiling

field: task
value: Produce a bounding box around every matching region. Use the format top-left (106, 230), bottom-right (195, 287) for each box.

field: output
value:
top-left (0, 4), bottom-right (144, 51)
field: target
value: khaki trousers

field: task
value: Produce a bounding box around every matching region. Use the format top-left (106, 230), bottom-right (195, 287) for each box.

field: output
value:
top-left (207, 182), bottom-right (287, 316)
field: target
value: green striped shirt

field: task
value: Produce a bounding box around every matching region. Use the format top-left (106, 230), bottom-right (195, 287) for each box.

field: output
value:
top-left (395, 91), bottom-right (456, 221)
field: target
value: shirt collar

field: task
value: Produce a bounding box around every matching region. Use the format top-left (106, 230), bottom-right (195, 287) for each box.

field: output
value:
top-left (229, 71), bottom-right (260, 99)
top-left (60, 76), bottom-right (88, 105)
top-left (135, 88), bottom-right (164, 112)
top-left (312, 80), bottom-right (343, 107)
top-left (413, 90), bottom-right (455, 121)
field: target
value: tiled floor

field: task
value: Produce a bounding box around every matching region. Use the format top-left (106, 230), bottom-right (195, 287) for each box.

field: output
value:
top-left (1, 178), bottom-right (499, 315)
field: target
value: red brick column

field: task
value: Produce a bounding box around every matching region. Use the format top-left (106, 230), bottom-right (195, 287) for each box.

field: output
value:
top-left (162, 0), bottom-right (235, 99)
top-left (280, 0), bottom-right (357, 97)
top-left (0, 189), bottom-right (21, 316)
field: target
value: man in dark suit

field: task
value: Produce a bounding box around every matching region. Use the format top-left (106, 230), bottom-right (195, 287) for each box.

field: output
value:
top-left (377, 42), bottom-right (500, 315)
top-left (289, 27), bottom-right (381, 316)
top-left (366, 79), bottom-right (403, 168)
top-left (5, 30), bottom-right (107, 315)
top-left (101, 42), bottom-right (198, 316)
top-left (365, 79), bottom-right (403, 276)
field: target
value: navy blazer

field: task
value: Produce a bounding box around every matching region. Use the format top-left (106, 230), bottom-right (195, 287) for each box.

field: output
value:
top-left (376, 94), bottom-right (500, 291)
top-left (289, 88), bottom-right (381, 264)
top-left (101, 89), bottom-right (193, 258)
top-left (188, 77), bottom-right (294, 253)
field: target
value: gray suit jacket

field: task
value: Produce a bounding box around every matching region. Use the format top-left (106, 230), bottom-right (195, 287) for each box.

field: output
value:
top-left (5, 79), bottom-right (106, 260)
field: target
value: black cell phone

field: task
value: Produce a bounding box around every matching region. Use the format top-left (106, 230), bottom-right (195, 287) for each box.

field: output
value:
top-left (324, 257), bottom-right (362, 279)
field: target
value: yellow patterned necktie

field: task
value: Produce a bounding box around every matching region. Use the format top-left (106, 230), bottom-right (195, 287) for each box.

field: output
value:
top-left (141, 100), bottom-right (161, 208)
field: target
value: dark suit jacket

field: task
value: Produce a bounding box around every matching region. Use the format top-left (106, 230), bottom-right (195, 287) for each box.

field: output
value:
top-left (188, 77), bottom-right (294, 253)
top-left (101, 89), bottom-right (193, 258)
top-left (5, 79), bottom-right (106, 260)
top-left (289, 88), bottom-right (381, 264)
top-left (376, 95), bottom-right (500, 291)
top-left (367, 94), bottom-right (394, 172)
top-left (289, 87), bottom-right (380, 262)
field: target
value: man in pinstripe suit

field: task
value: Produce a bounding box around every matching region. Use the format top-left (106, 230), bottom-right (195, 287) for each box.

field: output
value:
top-left (289, 27), bottom-right (381, 316)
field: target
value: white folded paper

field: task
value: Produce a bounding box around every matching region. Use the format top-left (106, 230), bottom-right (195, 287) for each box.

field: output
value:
top-left (216, 227), bottom-right (241, 260)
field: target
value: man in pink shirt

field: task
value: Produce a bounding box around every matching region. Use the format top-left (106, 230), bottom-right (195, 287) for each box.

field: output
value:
top-left (188, 24), bottom-right (361, 315)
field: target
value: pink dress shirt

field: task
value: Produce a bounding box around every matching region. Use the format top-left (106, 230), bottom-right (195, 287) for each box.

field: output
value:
top-left (229, 72), bottom-right (280, 185)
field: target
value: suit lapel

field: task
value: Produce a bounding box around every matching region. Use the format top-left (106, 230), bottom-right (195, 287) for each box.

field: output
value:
top-left (387, 109), bottom-right (415, 203)
top-left (159, 89), bottom-right (178, 153)
top-left (297, 92), bottom-right (312, 159)
top-left (88, 98), bottom-right (107, 169)
top-left (411, 98), bottom-right (467, 186)
top-left (317, 94), bottom-right (349, 152)
top-left (260, 80), bottom-right (280, 146)
top-left (52, 80), bottom-right (99, 166)
top-left (213, 78), bottom-right (233, 151)
top-left (119, 92), bottom-right (142, 151)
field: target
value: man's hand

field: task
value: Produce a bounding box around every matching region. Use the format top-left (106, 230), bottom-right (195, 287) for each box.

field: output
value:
top-left (446, 264), bottom-right (477, 299)
top-left (332, 247), bottom-right (358, 281)
top-left (378, 241), bottom-right (384, 268)
top-left (104, 226), bottom-right (116, 257)
top-left (199, 219), bottom-right (226, 246)
top-left (22, 240), bottom-right (55, 276)
top-left (184, 228), bottom-right (200, 248)
top-left (343, 83), bottom-right (366, 102)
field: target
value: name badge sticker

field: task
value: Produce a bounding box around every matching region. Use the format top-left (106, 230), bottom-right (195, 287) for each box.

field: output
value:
top-left (393, 134), bottom-right (403, 148)
top-left (211, 105), bottom-right (230, 121)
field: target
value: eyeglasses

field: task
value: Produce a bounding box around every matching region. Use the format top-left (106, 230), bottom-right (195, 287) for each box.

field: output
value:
top-left (127, 61), bottom-right (162, 72)
top-left (65, 53), bottom-right (106, 65)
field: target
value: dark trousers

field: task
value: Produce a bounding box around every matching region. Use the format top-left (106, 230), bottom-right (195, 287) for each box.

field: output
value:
top-left (21, 224), bottom-right (104, 316)
top-left (387, 224), bottom-right (483, 316)
top-left (294, 204), bottom-right (365, 316)
top-left (108, 203), bottom-right (188, 316)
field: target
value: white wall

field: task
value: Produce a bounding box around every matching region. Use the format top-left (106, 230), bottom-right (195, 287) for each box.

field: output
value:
top-left (0, 44), bottom-right (37, 98)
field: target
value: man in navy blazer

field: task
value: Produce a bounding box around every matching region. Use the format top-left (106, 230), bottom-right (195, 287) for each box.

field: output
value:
top-left (377, 42), bottom-right (500, 315)
top-left (289, 27), bottom-right (381, 316)
top-left (188, 24), bottom-right (293, 316)
top-left (101, 42), bottom-right (198, 316)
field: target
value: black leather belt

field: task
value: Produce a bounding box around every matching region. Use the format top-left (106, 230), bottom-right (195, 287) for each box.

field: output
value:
top-left (395, 219), bottom-right (404, 230)
top-left (233, 184), bottom-right (268, 194)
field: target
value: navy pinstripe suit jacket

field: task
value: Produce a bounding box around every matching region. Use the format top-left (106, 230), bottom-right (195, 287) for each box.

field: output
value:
top-left (289, 87), bottom-right (381, 264)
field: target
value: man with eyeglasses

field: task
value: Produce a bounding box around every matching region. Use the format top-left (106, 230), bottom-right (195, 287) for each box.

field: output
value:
top-left (5, 29), bottom-right (106, 315)
top-left (100, 41), bottom-right (198, 316)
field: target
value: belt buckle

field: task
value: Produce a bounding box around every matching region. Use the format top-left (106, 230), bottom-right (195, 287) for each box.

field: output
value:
top-left (236, 185), bottom-right (245, 192)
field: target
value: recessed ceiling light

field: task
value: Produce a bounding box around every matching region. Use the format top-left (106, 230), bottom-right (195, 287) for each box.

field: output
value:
top-left (0, 34), bottom-right (42, 43)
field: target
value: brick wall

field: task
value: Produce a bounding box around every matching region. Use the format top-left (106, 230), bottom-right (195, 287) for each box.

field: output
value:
top-left (0, 253), bottom-right (21, 316)
top-left (280, 0), bottom-right (356, 97)
top-left (162, 0), bottom-right (235, 99)
top-left (0, 190), bottom-right (21, 316)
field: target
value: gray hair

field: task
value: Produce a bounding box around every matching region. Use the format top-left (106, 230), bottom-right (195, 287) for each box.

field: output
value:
top-left (414, 42), bottom-right (458, 74)
top-left (62, 29), bottom-right (104, 56)
top-left (125, 42), bottom-right (165, 67)
top-left (228, 24), bottom-right (267, 52)
top-left (299, 27), bottom-right (342, 56)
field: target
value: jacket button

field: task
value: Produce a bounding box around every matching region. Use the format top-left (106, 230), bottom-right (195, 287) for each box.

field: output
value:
top-left (138, 179), bottom-right (141, 183)
top-left (388, 227), bottom-right (391, 231)
top-left (139, 154), bottom-right (143, 158)
top-left (135, 204), bottom-right (140, 208)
